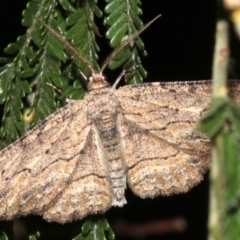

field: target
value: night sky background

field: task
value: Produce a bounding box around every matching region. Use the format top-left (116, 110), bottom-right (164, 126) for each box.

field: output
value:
top-left (0, 1), bottom-right (237, 240)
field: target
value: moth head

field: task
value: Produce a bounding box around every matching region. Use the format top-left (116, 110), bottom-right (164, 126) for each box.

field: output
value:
top-left (87, 73), bottom-right (109, 91)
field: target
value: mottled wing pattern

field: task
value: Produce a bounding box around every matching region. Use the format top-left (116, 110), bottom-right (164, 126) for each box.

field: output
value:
top-left (44, 127), bottom-right (113, 223)
top-left (229, 80), bottom-right (240, 105)
top-left (0, 100), bottom-right (112, 223)
top-left (116, 81), bottom-right (213, 197)
top-left (1, 78), bottom-right (239, 223)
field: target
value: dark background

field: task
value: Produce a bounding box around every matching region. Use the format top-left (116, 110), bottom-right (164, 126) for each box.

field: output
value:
top-left (0, 1), bottom-right (225, 240)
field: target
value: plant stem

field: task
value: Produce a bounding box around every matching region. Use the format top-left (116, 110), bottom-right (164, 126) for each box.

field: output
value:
top-left (208, 18), bottom-right (229, 240)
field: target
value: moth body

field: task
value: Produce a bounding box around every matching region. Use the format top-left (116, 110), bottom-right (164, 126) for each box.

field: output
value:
top-left (86, 87), bottom-right (127, 206)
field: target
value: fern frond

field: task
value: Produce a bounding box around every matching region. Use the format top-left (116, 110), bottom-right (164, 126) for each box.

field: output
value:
top-left (0, 0), bottom-right (57, 148)
top-left (104, 0), bottom-right (147, 84)
top-left (73, 217), bottom-right (115, 240)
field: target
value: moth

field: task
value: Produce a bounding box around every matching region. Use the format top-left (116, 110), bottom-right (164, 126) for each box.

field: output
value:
top-left (0, 15), bottom-right (237, 224)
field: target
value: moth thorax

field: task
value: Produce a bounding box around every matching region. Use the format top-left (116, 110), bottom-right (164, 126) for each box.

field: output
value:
top-left (87, 73), bottom-right (110, 91)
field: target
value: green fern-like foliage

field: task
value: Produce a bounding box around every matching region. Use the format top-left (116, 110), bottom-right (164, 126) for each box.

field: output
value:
top-left (104, 0), bottom-right (147, 83)
top-left (73, 218), bottom-right (115, 240)
top-left (0, 0), bottom-right (149, 239)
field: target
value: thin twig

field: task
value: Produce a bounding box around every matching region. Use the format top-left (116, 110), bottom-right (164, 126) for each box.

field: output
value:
top-left (208, 18), bottom-right (229, 240)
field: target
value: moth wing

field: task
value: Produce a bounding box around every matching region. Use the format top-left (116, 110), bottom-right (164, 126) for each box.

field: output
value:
top-left (0, 100), bottom-right (111, 223)
top-left (228, 80), bottom-right (240, 104)
top-left (116, 81), bottom-right (212, 197)
top-left (42, 128), bottom-right (113, 223)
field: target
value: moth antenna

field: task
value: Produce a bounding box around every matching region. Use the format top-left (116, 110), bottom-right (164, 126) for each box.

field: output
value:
top-left (111, 70), bottom-right (126, 89)
top-left (38, 18), bottom-right (97, 75)
top-left (100, 14), bottom-right (161, 73)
